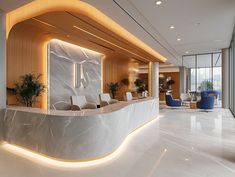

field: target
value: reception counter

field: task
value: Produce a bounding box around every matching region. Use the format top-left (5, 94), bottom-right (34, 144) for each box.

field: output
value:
top-left (2, 97), bottom-right (159, 161)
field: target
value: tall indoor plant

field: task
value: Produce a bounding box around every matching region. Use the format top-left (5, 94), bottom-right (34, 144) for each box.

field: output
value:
top-left (14, 73), bottom-right (46, 107)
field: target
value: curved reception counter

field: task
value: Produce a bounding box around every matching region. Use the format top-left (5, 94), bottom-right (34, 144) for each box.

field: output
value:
top-left (2, 97), bottom-right (159, 161)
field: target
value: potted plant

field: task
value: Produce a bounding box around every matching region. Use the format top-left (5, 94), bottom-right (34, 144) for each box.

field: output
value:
top-left (134, 78), bottom-right (147, 93)
top-left (107, 82), bottom-right (119, 99)
top-left (14, 73), bottom-right (46, 107)
top-left (198, 80), bottom-right (213, 91)
top-left (166, 79), bottom-right (175, 90)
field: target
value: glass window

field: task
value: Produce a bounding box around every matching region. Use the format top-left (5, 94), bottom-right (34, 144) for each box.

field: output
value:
top-left (183, 52), bottom-right (222, 106)
top-left (197, 54), bottom-right (212, 91)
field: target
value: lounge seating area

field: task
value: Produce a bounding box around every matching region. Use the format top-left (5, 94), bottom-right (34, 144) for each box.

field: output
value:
top-left (164, 90), bottom-right (220, 111)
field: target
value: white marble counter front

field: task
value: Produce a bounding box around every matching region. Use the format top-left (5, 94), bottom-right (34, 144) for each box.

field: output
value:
top-left (3, 97), bottom-right (159, 161)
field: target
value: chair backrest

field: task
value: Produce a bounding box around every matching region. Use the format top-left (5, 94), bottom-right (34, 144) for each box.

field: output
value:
top-left (125, 92), bottom-right (133, 101)
top-left (165, 94), bottom-right (173, 102)
top-left (52, 101), bottom-right (71, 110)
top-left (71, 95), bottom-right (87, 109)
top-left (99, 93), bottom-right (111, 102)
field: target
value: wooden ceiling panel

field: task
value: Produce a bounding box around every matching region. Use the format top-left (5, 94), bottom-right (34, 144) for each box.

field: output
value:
top-left (30, 11), bottom-right (155, 62)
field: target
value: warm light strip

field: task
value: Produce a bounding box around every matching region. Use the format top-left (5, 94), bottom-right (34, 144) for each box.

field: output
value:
top-left (32, 18), bottom-right (57, 28)
top-left (6, 0), bottom-right (167, 62)
top-left (1, 115), bottom-right (162, 169)
top-left (73, 25), bottom-right (150, 61)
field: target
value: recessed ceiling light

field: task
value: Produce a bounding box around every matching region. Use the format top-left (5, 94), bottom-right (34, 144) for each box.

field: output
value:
top-left (155, 1), bottom-right (162, 5)
top-left (185, 51), bottom-right (189, 54)
top-left (177, 38), bottom-right (181, 41)
top-left (170, 26), bottom-right (175, 29)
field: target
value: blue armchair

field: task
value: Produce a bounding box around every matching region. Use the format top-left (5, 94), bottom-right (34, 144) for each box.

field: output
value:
top-left (197, 91), bottom-right (215, 109)
top-left (165, 94), bottom-right (182, 107)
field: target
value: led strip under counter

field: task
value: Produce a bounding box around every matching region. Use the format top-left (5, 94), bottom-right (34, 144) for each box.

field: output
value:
top-left (3, 98), bottom-right (159, 163)
top-left (1, 115), bottom-right (162, 168)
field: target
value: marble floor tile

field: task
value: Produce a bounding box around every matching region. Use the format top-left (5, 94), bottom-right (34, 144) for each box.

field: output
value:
top-left (1, 108), bottom-right (235, 177)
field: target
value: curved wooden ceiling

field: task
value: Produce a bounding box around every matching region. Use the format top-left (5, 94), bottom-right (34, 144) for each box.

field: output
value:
top-left (6, 0), bottom-right (166, 63)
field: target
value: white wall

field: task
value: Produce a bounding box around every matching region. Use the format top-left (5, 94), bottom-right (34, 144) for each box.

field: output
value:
top-left (0, 10), bottom-right (6, 109)
top-left (0, 10), bottom-right (6, 141)
top-left (159, 66), bottom-right (179, 73)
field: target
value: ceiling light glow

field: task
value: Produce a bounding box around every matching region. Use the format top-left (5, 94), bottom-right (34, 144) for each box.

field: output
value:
top-left (156, 1), bottom-right (162, 5)
top-left (177, 38), bottom-right (181, 41)
top-left (170, 26), bottom-right (174, 29)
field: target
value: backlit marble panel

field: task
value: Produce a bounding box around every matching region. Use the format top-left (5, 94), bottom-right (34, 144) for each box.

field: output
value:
top-left (49, 39), bottom-right (103, 109)
top-left (3, 98), bottom-right (159, 161)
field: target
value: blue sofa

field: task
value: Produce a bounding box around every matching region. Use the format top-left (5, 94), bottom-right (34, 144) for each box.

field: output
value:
top-left (165, 94), bottom-right (182, 107)
top-left (197, 91), bottom-right (215, 109)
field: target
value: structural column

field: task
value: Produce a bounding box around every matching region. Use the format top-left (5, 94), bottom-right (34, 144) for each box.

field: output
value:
top-left (150, 62), bottom-right (159, 98)
top-left (222, 48), bottom-right (229, 108)
top-left (179, 66), bottom-right (186, 93)
top-left (0, 10), bottom-right (6, 109)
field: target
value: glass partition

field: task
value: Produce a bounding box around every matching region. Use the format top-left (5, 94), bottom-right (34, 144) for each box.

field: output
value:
top-left (228, 27), bottom-right (234, 117)
top-left (183, 52), bottom-right (222, 94)
top-left (197, 54), bottom-right (212, 91)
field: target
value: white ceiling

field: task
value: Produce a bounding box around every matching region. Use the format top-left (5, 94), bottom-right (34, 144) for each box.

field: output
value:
top-left (1, 0), bottom-right (235, 66)
top-left (0, 0), bottom-right (34, 12)
top-left (83, 0), bottom-right (235, 65)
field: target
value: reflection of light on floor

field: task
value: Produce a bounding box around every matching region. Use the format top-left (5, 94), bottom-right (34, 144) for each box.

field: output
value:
top-left (147, 148), bottom-right (167, 177)
top-left (1, 115), bottom-right (163, 169)
top-left (214, 115), bottom-right (222, 134)
top-left (190, 115), bottom-right (202, 130)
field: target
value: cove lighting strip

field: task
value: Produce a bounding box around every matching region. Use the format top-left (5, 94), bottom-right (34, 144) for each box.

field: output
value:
top-left (1, 115), bottom-right (163, 169)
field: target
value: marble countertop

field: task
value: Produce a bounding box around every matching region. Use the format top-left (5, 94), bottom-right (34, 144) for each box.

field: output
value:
top-left (6, 97), bottom-right (157, 116)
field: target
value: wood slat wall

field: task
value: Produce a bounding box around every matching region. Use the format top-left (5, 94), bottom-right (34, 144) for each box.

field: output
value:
top-left (7, 24), bottom-right (49, 108)
top-left (103, 53), bottom-right (139, 100)
top-left (159, 72), bottom-right (180, 100)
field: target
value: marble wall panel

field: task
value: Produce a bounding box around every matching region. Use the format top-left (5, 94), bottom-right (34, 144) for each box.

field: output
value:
top-left (49, 39), bottom-right (102, 109)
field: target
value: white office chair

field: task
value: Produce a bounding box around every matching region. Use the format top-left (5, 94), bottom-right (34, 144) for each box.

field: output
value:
top-left (99, 93), bottom-right (118, 107)
top-left (71, 95), bottom-right (97, 110)
top-left (124, 92), bottom-right (133, 101)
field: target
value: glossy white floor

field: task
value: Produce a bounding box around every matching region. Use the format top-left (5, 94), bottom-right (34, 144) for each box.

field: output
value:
top-left (1, 108), bottom-right (235, 177)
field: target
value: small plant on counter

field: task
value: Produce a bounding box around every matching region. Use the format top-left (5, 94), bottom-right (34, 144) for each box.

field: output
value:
top-left (14, 73), bottom-right (46, 107)
top-left (107, 82), bottom-right (119, 99)
top-left (134, 78), bottom-right (147, 93)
